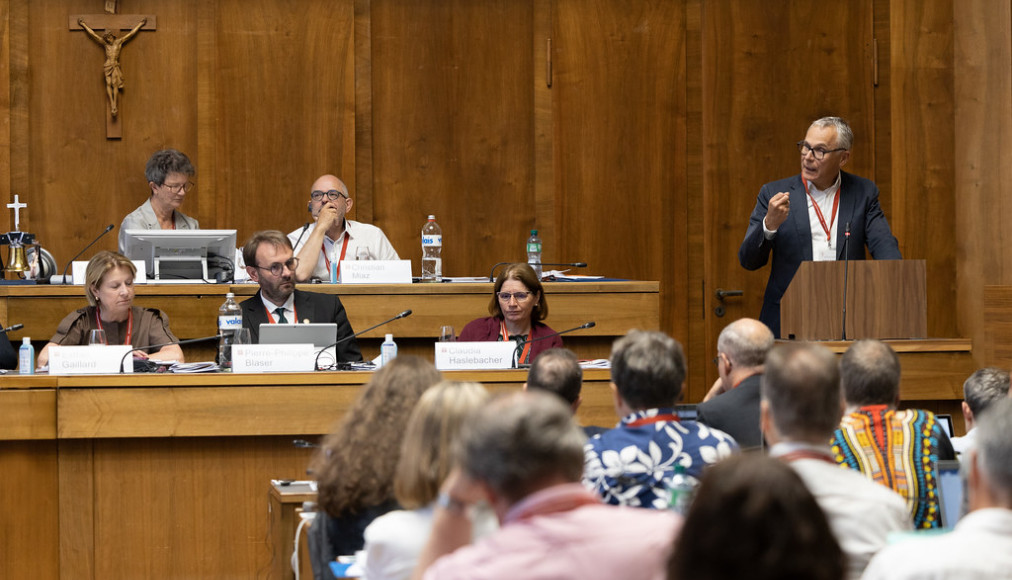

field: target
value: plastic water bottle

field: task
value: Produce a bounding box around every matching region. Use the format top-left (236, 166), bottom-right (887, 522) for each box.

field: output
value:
top-left (526, 229), bottom-right (543, 279)
top-left (668, 464), bottom-right (699, 515)
top-left (18, 337), bottom-right (34, 375)
top-left (421, 215), bottom-right (442, 282)
top-left (380, 333), bottom-right (397, 367)
top-left (217, 292), bottom-right (243, 371)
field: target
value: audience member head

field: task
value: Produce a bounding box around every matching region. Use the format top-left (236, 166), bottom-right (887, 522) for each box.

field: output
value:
top-left (145, 148), bottom-right (195, 186)
top-left (969, 398), bottom-right (1012, 510)
top-left (667, 454), bottom-right (845, 580)
top-left (394, 381), bottom-right (488, 509)
top-left (962, 368), bottom-right (1011, 430)
top-left (311, 355), bottom-right (441, 517)
top-left (525, 348), bottom-right (583, 411)
top-left (488, 263), bottom-right (548, 322)
top-left (715, 318), bottom-right (774, 388)
top-left (840, 339), bottom-right (901, 408)
top-left (610, 330), bottom-right (686, 411)
top-left (456, 391), bottom-right (585, 508)
top-left (761, 343), bottom-right (842, 445)
top-left (241, 229), bottom-right (293, 270)
top-left (242, 230), bottom-right (298, 305)
top-left (84, 251), bottom-right (137, 307)
top-left (307, 174), bottom-right (353, 230)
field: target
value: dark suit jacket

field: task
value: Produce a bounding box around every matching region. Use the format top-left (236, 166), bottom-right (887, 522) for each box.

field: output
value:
top-left (240, 289), bottom-right (362, 362)
top-left (739, 171), bottom-right (902, 337)
top-left (696, 373), bottom-right (763, 451)
top-left (0, 330), bottom-right (16, 370)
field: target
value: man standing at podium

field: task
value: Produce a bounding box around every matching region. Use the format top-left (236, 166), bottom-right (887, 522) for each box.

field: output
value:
top-left (739, 117), bottom-right (901, 337)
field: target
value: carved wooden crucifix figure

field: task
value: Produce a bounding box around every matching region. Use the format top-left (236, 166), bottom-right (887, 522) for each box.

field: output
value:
top-left (69, 12), bottom-right (156, 139)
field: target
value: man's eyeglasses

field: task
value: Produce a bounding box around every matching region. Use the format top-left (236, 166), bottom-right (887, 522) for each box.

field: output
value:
top-left (161, 181), bottom-right (194, 193)
top-left (310, 189), bottom-right (348, 202)
top-left (497, 291), bottom-right (532, 303)
top-left (255, 257), bottom-right (299, 277)
top-left (797, 141), bottom-right (847, 161)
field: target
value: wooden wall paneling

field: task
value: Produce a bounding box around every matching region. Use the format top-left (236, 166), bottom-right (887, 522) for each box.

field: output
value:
top-left (551, 0), bottom-right (687, 375)
top-left (890, 0), bottom-right (957, 338)
top-left (215, 0), bottom-right (356, 249)
top-left (873, 0), bottom-right (891, 214)
top-left (371, 0), bottom-right (535, 278)
top-left (702, 0), bottom-right (875, 366)
top-left (0, 441), bottom-right (60, 580)
top-left (87, 437), bottom-right (313, 579)
top-left (685, 0), bottom-right (707, 401)
top-left (534, 0), bottom-right (554, 254)
top-left (1, 0), bottom-right (10, 213)
top-left (354, 0), bottom-right (374, 224)
top-left (58, 439), bottom-right (95, 580)
top-left (197, 1), bottom-right (217, 231)
top-left (28, 1), bottom-right (198, 266)
top-left (8, 0), bottom-right (28, 233)
top-left (953, 0), bottom-right (1012, 365)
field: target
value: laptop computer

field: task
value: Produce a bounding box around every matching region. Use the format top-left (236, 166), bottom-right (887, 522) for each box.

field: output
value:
top-left (935, 459), bottom-right (964, 529)
top-left (259, 323), bottom-right (338, 347)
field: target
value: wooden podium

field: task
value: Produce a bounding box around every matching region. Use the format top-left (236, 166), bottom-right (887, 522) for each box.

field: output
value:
top-left (781, 259), bottom-right (927, 340)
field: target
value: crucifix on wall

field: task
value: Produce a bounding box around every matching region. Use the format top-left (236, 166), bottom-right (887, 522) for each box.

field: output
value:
top-left (69, 10), bottom-right (156, 139)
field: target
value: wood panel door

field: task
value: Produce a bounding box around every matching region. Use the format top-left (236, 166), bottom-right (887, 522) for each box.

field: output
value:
top-left (701, 0), bottom-right (877, 394)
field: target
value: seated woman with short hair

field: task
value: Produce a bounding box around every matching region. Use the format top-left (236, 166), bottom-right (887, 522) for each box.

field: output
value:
top-left (36, 251), bottom-right (183, 367)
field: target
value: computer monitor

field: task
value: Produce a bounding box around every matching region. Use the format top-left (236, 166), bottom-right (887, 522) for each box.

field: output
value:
top-left (123, 229), bottom-right (237, 282)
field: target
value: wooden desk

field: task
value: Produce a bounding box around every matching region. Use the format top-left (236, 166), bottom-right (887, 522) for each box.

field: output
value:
top-left (0, 280), bottom-right (660, 360)
top-left (270, 481), bottom-right (316, 580)
top-left (0, 368), bottom-right (615, 580)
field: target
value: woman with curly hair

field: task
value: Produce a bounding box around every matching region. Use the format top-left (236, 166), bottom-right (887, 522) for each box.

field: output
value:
top-left (307, 355), bottom-right (441, 577)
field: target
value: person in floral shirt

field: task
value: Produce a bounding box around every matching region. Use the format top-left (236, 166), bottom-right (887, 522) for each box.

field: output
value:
top-left (583, 330), bottom-right (739, 509)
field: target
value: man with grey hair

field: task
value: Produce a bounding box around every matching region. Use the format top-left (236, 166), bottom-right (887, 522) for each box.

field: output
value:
top-left (863, 398), bottom-right (1012, 579)
top-left (413, 392), bottom-right (680, 580)
top-left (696, 317), bottom-right (774, 450)
top-left (583, 330), bottom-right (738, 509)
top-left (762, 343), bottom-right (910, 579)
top-left (739, 116), bottom-right (902, 337)
top-left (951, 367), bottom-right (1010, 455)
top-left (830, 339), bottom-right (955, 529)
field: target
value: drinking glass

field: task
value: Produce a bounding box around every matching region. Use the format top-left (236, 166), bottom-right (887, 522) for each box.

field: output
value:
top-left (439, 325), bottom-right (455, 342)
top-left (88, 329), bottom-right (107, 345)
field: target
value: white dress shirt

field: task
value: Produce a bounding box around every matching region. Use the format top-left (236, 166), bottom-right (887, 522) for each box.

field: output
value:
top-left (771, 442), bottom-right (912, 580)
top-left (288, 220), bottom-right (400, 281)
top-left (762, 173), bottom-right (842, 262)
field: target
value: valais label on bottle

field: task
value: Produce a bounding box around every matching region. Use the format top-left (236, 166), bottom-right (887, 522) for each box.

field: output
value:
top-left (527, 242), bottom-right (541, 252)
top-left (422, 235), bottom-right (442, 247)
top-left (219, 315), bottom-right (243, 330)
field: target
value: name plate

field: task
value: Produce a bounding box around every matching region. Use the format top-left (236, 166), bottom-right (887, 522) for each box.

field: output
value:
top-left (232, 344), bottom-right (316, 373)
top-left (49, 345), bottom-right (134, 375)
top-left (338, 260), bottom-right (412, 284)
top-left (435, 341), bottom-right (517, 370)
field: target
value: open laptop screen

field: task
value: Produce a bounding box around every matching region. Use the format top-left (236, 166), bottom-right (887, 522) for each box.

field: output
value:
top-left (259, 323), bottom-right (338, 347)
top-left (935, 459), bottom-right (963, 529)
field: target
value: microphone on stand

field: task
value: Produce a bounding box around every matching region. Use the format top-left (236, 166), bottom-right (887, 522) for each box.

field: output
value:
top-left (489, 261), bottom-right (588, 282)
top-left (841, 222), bottom-right (851, 341)
top-left (118, 334), bottom-right (221, 373)
top-left (1, 323), bottom-right (24, 333)
top-left (54, 224), bottom-right (115, 284)
top-left (315, 309), bottom-right (413, 370)
top-left (292, 222), bottom-right (311, 251)
top-left (511, 321), bottom-right (595, 368)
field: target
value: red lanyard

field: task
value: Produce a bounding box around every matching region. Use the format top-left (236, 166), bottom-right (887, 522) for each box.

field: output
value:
top-left (265, 304), bottom-right (298, 323)
top-left (322, 232), bottom-right (350, 280)
top-left (500, 320), bottom-right (532, 364)
top-left (626, 413), bottom-right (680, 428)
top-left (95, 308), bottom-right (133, 345)
top-left (802, 180), bottom-right (841, 247)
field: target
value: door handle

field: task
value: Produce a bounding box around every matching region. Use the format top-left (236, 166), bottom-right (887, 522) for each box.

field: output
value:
top-left (715, 289), bottom-right (743, 302)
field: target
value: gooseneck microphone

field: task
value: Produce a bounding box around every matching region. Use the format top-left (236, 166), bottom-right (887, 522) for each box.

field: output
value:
top-left (57, 224), bottom-right (115, 284)
top-left (841, 222), bottom-right (851, 341)
top-left (1, 323), bottom-right (24, 334)
top-left (118, 334), bottom-right (221, 373)
top-left (511, 321), bottom-right (595, 368)
top-left (489, 262), bottom-right (589, 282)
top-left (292, 222), bottom-right (311, 251)
top-left (314, 309), bottom-right (413, 370)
